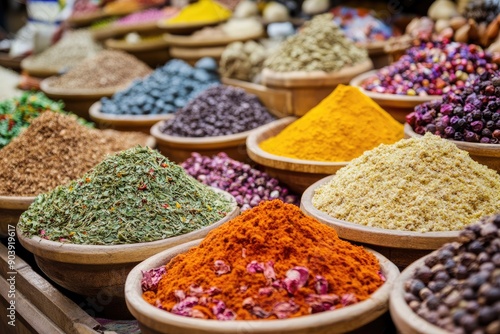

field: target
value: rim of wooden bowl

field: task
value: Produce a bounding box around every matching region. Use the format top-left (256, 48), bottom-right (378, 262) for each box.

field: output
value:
top-left (105, 35), bottom-right (170, 51)
top-left (349, 70), bottom-right (442, 107)
top-left (261, 59), bottom-right (373, 88)
top-left (21, 56), bottom-right (61, 77)
top-left (300, 175), bottom-right (460, 250)
top-left (125, 239), bottom-right (400, 334)
top-left (40, 76), bottom-right (122, 99)
top-left (390, 251), bottom-right (449, 334)
top-left (404, 123), bottom-right (500, 157)
top-left (16, 188), bottom-right (238, 265)
top-left (66, 10), bottom-right (109, 26)
top-left (89, 101), bottom-right (175, 126)
top-left (0, 196), bottom-right (36, 210)
top-left (169, 46), bottom-right (226, 60)
top-left (246, 117), bottom-right (349, 174)
top-left (164, 30), bottom-right (263, 48)
top-left (150, 119), bottom-right (265, 150)
top-left (157, 19), bottom-right (227, 32)
top-left (93, 21), bottom-right (161, 41)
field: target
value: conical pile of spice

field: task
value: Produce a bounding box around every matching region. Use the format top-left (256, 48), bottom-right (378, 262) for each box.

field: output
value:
top-left (0, 112), bottom-right (149, 196)
top-left (312, 133), bottom-right (500, 232)
top-left (264, 14), bottom-right (368, 72)
top-left (141, 200), bottom-right (385, 320)
top-left (47, 50), bottom-right (152, 90)
top-left (18, 146), bottom-right (233, 245)
top-left (259, 85), bottom-right (403, 162)
top-left (165, 0), bottom-right (231, 24)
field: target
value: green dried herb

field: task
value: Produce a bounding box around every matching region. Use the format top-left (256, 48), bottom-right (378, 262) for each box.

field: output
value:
top-left (18, 146), bottom-right (233, 245)
top-left (0, 91), bottom-right (93, 149)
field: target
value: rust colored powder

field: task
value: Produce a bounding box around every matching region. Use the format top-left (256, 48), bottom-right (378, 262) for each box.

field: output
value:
top-left (0, 112), bottom-right (149, 196)
top-left (143, 200), bottom-right (384, 320)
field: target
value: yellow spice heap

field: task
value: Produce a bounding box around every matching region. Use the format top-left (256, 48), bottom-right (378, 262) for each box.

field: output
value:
top-left (167, 0), bottom-right (231, 24)
top-left (259, 85), bottom-right (403, 162)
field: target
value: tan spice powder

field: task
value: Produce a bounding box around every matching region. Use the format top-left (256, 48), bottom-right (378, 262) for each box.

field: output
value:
top-left (0, 112), bottom-right (149, 196)
top-left (312, 133), bottom-right (500, 232)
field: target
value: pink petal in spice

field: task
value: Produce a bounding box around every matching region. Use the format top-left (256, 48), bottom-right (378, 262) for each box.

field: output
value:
top-left (264, 261), bottom-right (276, 283)
top-left (341, 293), bottom-right (358, 306)
top-left (273, 300), bottom-right (300, 319)
top-left (378, 270), bottom-right (386, 282)
top-left (141, 266), bottom-right (166, 292)
top-left (174, 290), bottom-right (186, 302)
top-left (189, 284), bottom-right (204, 296)
top-left (214, 260), bottom-right (231, 275)
top-left (246, 260), bottom-right (264, 273)
top-left (314, 275), bottom-right (328, 295)
top-left (306, 293), bottom-right (340, 313)
top-left (258, 287), bottom-right (274, 296)
top-left (283, 266), bottom-right (309, 294)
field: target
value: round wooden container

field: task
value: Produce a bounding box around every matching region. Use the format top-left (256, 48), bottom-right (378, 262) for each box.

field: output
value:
top-left (125, 239), bottom-right (400, 334)
top-left (17, 189), bottom-right (238, 319)
top-left (89, 101), bottom-right (174, 134)
top-left (246, 117), bottom-right (348, 193)
top-left (390, 251), bottom-right (449, 334)
top-left (169, 46), bottom-right (226, 66)
top-left (93, 21), bottom-right (163, 41)
top-left (40, 78), bottom-right (121, 120)
top-left (21, 56), bottom-right (61, 78)
top-left (349, 70), bottom-right (441, 123)
top-left (164, 30), bottom-right (263, 48)
top-left (404, 123), bottom-right (500, 173)
top-left (261, 59), bottom-right (373, 117)
top-left (151, 120), bottom-right (265, 164)
top-left (0, 196), bottom-right (35, 237)
top-left (105, 36), bottom-right (170, 68)
top-left (157, 19), bottom-right (227, 35)
top-left (301, 175), bottom-right (459, 269)
top-left (67, 10), bottom-right (109, 27)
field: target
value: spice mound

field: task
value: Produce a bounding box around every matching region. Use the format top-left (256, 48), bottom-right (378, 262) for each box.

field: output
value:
top-left (360, 41), bottom-right (498, 96)
top-left (18, 146), bottom-right (233, 245)
top-left (141, 200), bottom-right (385, 320)
top-left (0, 112), bottom-right (149, 196)
top-left (404, 214), bottom-right (500, 333)
top-left (159, 85), bottom-right (275, 137)
top-left (47, 50), bottom-right (152, 90)
top-left (182, 152), bottom-right (298, 210)
top-left (23, 30), bottom-right (102, 72)
top-left (312, 133), bottom-right (500, 232)
top-left (264, 14), bottom-right (368, 73)
top-left (408, 70), bottom-right (500, 143)
top-left (100, 59), bottom-right (219, 115)
top-left (219, 40), bottom-right (267, 82)
top-left (259, 85), bottom-right (403, 162)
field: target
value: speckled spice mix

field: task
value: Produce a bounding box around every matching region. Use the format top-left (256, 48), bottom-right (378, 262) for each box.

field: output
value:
top-left (0, 112), bottom-right (149, 196)
top-left (142, 200), bottom-right (384, 320)
top-left (312, 133), bottom-right (500, 232)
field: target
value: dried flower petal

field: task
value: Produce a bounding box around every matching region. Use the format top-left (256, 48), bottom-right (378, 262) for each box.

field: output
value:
top-left (264, 261), bottom-right (276, 283)
top-left (214, 260), bottom-right (231, 275)
top-left (258, 287), bottom-right (274, 296)
top-left (212, 300), bottom-right (237, 320)
top-left (378, 271), bottom-right (386, 282)
top-left (273, 300), bottom-right (299, 319)
top-left (239, 285), bottom-right (248, 292)
top-left (283, 266), bottom-right (309, 294)
top-left (189, 284), bottom-right (204, 296)
top-left (141, 266), bottom-right (166, 292)
top-left (191, 309), bottom-right (206, 319)
top-left (174, 290), bottom-right (186, 302)
top-left (341, 293), bottom-right (357, 306)
top-left (246, 260), bottom-right (264, 273)
top-left (242, 248), bottom-right (247, 258)
top-left (251, 306), bottom-right (271, 318)
top-left (242, 297), bottom-right (255, 309)
top-left (206, 287), bottom-right (221, 296)
top-left (314, 275), bottom-right (328, 295)
top-left (172, 296), bottom-right (199, 316)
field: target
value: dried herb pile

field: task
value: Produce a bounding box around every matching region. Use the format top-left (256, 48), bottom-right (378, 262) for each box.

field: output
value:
top-left (0, 112), bottom-right (148, 196)
top-left (18, 146), bottom-right (233, 245)
top-left (0, 92), bottom-right (91, 149)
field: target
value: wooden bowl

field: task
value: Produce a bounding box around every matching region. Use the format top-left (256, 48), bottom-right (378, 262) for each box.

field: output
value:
top-left (390, 251), bottom-right (449, 334)
top-left (0, 52), bottom-right (24, 71)
top-left (349, 70), bottom-right (441, 123)
top-left (157, 19), bottom-right (227, 35)
top-left (260, 59), bottom-right (373, 117)
top-left (17, 189), bottom-right (238, 319)
top-left (93, 21), bottom-right (163, 41)
top-left (125, 239), bottom-right (400, 334)
top-left (301, 175), bottom-right (459, 269)
top-left (404, 123), bottom-right (500, 173)
top-left (246, 117), bottom-right (348, 193)
top-left (21, 55), bottom-right (61, 78)
top-left (0, 196), bottom-right (35, 237)
top-left (105, 36), bottom-right (169, 68)
top-left (221, 77), bottom-right (292, 118)
top-left (40, 77), bottom-right (122, 120)
top-left (151, 120), bottom-right (264, 164)
top-left (164, 30), bottom-right (263, 48)
top-left (169, 46), bottom-right (226, 66)
top-left (89, 101), bottom-right (174, 134)
top-left (66, 10), bottom-right (109, 27)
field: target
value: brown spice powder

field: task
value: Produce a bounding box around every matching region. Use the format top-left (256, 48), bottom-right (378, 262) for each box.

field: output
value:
top-left (0, 112), bottom-right (150, 196)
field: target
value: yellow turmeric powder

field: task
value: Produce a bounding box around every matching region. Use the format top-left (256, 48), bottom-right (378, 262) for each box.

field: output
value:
top-left (166, 0), bottom-right (231, 24)
top-left (259, 85), bottom-right (404, 162)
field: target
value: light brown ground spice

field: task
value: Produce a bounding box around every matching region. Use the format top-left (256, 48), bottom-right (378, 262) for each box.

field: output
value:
top-left (312, 133), bottom-right (500, 232)
top-left (0, 112), bottom-right (150, 196)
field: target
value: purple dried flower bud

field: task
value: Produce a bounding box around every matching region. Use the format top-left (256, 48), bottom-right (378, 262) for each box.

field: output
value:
top-left (314, 275), bottom-right (329, 295)
top-left (283, 266), bottom-right (309, 294)
top-left (214, 260), bottom-right (231, 275)
top-left (246, 260), bottom-right (265, 273)
top-left (141, 266), bottom-right (166, 292)
top-left (471, 120), bottom-right (484, 132)
top-left (440, 104), bottom-right (453, 115)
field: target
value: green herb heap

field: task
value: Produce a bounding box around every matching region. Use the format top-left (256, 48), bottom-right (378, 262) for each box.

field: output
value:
top-left (19, 146), bottom-right (233, 245)
top-left (0, 91), bottom-right (91, 148)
